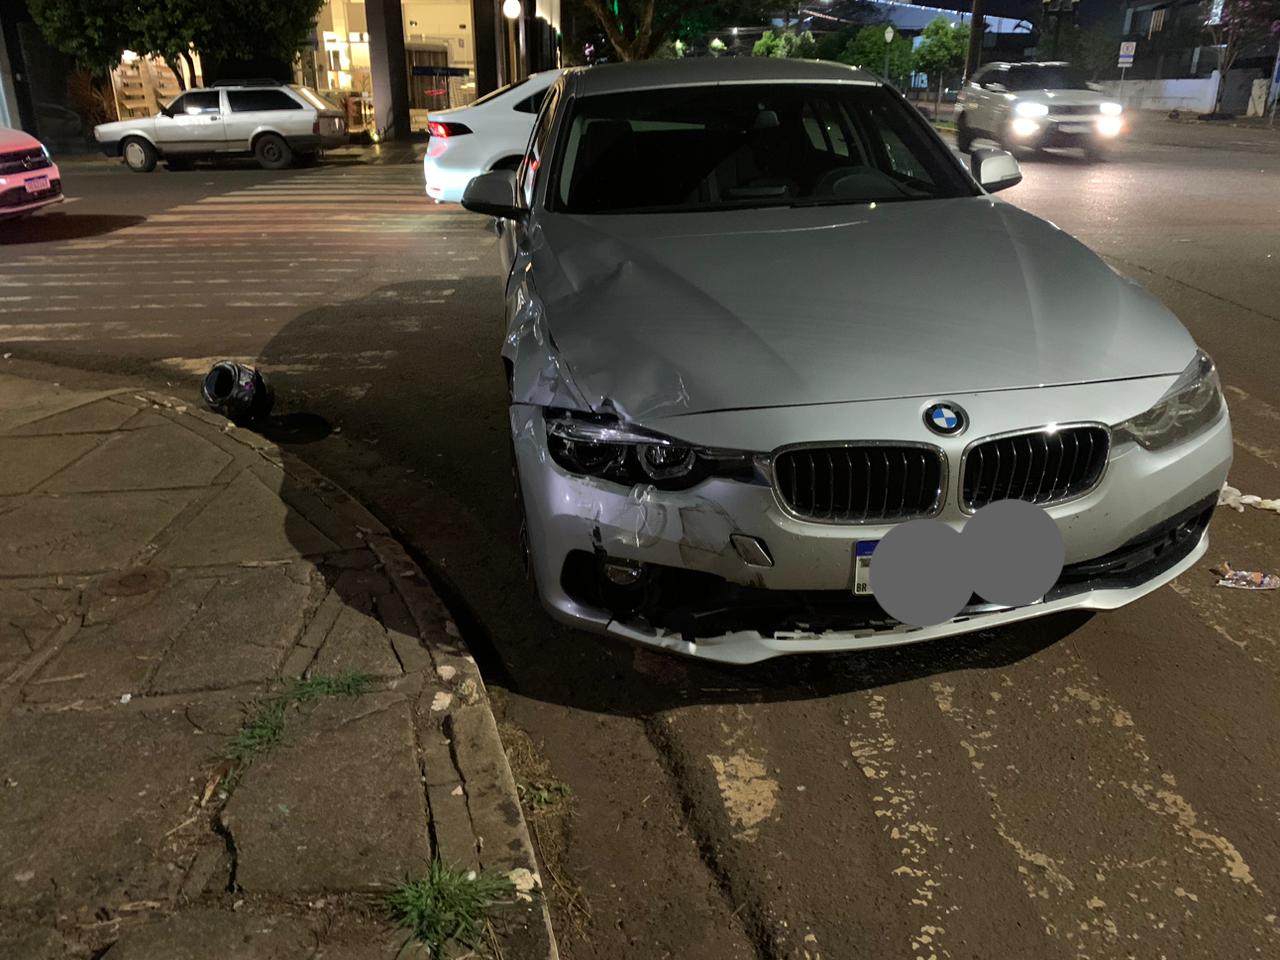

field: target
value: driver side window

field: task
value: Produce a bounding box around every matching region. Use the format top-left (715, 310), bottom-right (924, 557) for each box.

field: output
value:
top-left (519, 84), bottom-right (561, 207)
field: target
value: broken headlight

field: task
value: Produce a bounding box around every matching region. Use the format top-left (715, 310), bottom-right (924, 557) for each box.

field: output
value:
top-left (1112, 350), bottom-right (1223, 451)
top-left (545, 411), bottom-right (758, 490)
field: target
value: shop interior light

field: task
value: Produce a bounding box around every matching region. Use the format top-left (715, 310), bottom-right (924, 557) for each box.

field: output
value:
top-left (502, 0), bottom-right (521, 18)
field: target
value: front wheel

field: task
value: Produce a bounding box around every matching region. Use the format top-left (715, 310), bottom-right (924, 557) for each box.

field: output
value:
top-left (122, 138), bottom-right (157, 173)
top-left (254, 134), bottom-right (294, 170)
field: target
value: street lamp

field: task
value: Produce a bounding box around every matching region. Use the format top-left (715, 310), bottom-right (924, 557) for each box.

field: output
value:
top-left (502, 0), bottom-right (520, 18)
top-left (883, 25), bottom-right (894, 86)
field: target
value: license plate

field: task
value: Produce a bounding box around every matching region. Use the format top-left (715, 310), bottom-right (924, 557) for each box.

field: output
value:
top-left (853, 540), bottom-right (878, 596)
top-left (1059, 123), bottom-right (1091, 134)
top-left (24, 176), bottom-right (49, 194)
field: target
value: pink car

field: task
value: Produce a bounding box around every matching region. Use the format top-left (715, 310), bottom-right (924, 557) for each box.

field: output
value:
top-left (0, 126), bottom-right (63, 220)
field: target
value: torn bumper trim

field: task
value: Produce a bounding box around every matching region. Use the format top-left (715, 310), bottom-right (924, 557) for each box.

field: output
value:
top-left (511, 403), bottom-right (1230, 664)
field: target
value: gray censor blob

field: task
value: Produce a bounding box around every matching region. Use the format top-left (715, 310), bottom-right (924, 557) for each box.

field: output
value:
top-left (868, 519), bottom-right (972, 627)
top-left (963, 500), bottom-right (1065, 607)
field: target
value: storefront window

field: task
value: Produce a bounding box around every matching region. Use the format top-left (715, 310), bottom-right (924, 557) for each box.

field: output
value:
top-left (299, 0), bottom-right (478, 135)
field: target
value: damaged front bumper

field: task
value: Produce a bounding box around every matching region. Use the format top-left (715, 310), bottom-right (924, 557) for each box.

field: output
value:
top-left (511, 398), bottom-right (1231, 665)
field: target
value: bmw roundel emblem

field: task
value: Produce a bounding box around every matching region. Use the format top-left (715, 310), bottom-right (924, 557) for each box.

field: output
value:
top-left (924, 402), bottom-right (966, 436)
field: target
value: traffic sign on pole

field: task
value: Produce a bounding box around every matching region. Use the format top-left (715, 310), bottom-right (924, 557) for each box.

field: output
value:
top-left (1118, 41), bottom-right (1136, 68)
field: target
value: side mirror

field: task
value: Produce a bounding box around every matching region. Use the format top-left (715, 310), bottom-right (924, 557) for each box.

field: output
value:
top-left (461, 169), bottom-right (525, 220)
top-left (970, 147), bottom-right (1022, 193)
top-left (158, 105), bottom-right (173, 119)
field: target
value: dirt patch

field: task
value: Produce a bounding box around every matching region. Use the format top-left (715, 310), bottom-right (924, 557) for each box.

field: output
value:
top-left (495, 708), bottom-right (590, 945)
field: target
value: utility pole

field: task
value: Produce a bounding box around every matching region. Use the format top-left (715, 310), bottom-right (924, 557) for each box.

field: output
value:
top-left (964, 0), bottom-right (986, 83)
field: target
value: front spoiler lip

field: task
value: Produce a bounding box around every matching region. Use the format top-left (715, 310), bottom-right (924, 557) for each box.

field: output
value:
top-left (565, 528), bottom-right (1207, 665)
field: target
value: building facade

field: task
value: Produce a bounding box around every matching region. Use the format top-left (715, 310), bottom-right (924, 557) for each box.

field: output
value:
top-left (0, 0), bottom-right (559, 143)
top-left (297, 0), bottom-right (560, 139)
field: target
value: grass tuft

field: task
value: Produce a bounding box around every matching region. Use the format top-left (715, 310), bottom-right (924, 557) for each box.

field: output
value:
top-left (219, 672), bottom-right (374, 776)
top-left (290, 672), bottom-right (373, 703)
top-left (387, 862), bottom-right (516, 959)
top-left (517, 778), bottom-right (572, 812)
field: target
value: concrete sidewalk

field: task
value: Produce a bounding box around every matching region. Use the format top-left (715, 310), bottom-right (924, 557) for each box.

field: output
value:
top-left (0, 369), bottom-right (555, 959)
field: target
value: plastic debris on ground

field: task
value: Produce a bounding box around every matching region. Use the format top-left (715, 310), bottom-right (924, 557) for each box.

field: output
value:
top-left (1211, 562), bottom-right (1280, 591)
top-left (1217, 483), bottom-right (1280, 514)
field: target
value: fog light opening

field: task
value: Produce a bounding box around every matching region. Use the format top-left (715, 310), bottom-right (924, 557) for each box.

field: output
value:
top-left (603, 558), bottom-right (645, 586)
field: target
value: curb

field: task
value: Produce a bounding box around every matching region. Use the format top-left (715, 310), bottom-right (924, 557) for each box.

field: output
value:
top-left (109, 388), bottom-right (558, 959)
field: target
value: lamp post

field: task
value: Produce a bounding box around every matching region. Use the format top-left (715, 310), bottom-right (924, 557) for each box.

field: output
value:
top-left (502, 0), bottom-right (525, 83)
top-left (883, 25), bottom-right (894, 87)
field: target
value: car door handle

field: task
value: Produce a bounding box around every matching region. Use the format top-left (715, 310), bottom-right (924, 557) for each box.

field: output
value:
top-left (208, 115), bottom-right (220, 121)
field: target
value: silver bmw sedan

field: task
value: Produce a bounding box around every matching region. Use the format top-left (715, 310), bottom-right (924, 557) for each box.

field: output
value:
top-left (462, 58), bottom-right (1231, 664)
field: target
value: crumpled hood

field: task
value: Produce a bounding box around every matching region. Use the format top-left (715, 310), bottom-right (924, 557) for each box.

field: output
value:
top-left (530, 198), bottom-right (1194, 420)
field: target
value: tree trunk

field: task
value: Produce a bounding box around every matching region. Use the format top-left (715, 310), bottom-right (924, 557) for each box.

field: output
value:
top-left (181, 50), bottom-right (198, 89)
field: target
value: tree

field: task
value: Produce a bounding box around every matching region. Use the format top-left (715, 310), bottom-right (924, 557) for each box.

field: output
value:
top-left (583, 0), bottom-right (786, 61)
top-left (27, 0), bottom-right (131, 78)
top-left (752, 29), bottom-right (817, 59)
top-left (913, 17), bottom-right (969, 114)
top-left (30, 0), bottom-right (325, 89)
top-left (1057, 21), bottom-right (1119, 80)
top-left (838, 24), bottom-right (915, 85)
top-left (1201, 0), bottom-right (1280, 114)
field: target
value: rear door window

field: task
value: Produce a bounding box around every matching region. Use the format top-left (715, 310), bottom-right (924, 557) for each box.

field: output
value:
top-left (169, 92), bottom-right (221, 115)
top-left (227, 90), bottom-right (304, 112)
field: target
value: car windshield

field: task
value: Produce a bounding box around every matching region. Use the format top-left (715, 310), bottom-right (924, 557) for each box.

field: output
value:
top-left (1005, 65), bottom-right (1091, 91)
top-left (551, 83), bottom-right (975, 215)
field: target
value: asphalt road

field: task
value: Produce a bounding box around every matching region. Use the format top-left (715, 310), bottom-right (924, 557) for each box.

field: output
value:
top-left (4, 121), bottom-right (1280, 960)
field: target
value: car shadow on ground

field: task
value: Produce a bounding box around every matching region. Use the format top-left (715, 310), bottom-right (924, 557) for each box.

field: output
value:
top-left (246, 262), bottom-right (1092, 720)
top-left (1, 212), bottom-right (145, 244)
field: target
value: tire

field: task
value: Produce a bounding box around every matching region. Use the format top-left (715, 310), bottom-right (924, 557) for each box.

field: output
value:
top-left (955, 112), bottom-right (974, 152)
top-left (490, 155), bottom-right (522, 172)
top-left (1083, 140), bottom-right (1109, 163)
top-left (253, 133), bottom-right (293, 170)
top-left (122, 137), bottom-right (157, 173)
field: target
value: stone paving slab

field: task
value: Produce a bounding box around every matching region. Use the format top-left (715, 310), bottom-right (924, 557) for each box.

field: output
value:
top-left (44, 422), bottom-right (232, 493)
top-left (152, 471), bottom-right (338, 567)
top-left (0, 369), bottom-right (557, 960)
top-left (0, 490), bottom-right (202, 576)
top-left (101, 909), bottom-right (314, 960)
top-left (0, 703), bottom-right (233, 913)
top-left (222, 693), bottom-right (431, 893)
top-left (150, 566), bottom-right (314, 694)
top-left (0, 434), bottom-right (101, 494)
top-left (26, 577), bottom-right (212, 703)
top-left (9, 396), bottom-right (139, 435)
top-left (0, 375), bottom-right (125, 433)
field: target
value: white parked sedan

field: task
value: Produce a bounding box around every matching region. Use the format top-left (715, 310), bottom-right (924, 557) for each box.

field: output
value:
top-left (0, 126), bottom-right (63, 220)
top-left (422, 70), bottom-right (562, 202)
top-left (463, 58), bottom-right (1231, 664)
